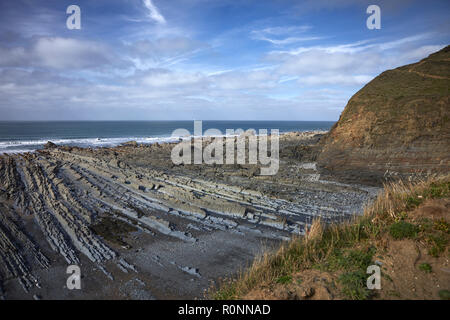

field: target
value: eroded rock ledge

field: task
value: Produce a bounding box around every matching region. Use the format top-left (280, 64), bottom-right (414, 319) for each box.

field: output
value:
top-left (0, 131), bottom-right (377, 299)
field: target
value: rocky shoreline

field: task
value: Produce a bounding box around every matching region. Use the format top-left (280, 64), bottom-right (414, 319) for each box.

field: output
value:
top-left (0, 130), bottom-right (379, 299)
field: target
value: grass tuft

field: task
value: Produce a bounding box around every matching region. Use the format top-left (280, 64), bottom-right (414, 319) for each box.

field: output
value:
top-left (275, 275), bottom-right (292, 284)
top-left (427, 234), bottom-right (448, 257)
top-left (418, 263), bottom-right (432, 273)
top-left (389, 221), bottom-right (419, 239)
top-left (338, 270), bottom-right (372, 300)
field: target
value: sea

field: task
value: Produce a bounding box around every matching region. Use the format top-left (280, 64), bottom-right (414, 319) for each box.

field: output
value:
top-left (0, 121), bottom-right (335, 154)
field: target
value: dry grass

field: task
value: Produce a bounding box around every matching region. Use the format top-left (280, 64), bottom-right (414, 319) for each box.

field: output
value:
top-left (212, 174), bottom-right (450, 300)
top-left (364, 174), bottom-right (450, 219)
top-left (305, 217), bottom-right (323, 241)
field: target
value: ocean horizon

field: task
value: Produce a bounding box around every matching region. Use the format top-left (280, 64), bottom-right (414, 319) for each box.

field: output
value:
top-left (0, 120), bottom-right (335, 154)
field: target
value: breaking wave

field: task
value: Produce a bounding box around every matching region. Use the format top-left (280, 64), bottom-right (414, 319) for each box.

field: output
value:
top-left (0, 136), bottom-right (183, 154)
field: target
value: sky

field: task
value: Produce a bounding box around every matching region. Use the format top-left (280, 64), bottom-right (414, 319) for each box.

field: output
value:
top-left (0, 0), bottom-right (448, 121)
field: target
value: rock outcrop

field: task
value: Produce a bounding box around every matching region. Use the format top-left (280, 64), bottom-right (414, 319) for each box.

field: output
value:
top-left (0, 131), bottom-right (377, 299)
top-left (317, 46), bottom-right (450, 185)
top-left (43, 141), bottom-right (57, 149)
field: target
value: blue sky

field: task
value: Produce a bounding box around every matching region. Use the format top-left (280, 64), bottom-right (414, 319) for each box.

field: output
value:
top-left (0, 0), bottom-right (448, 120)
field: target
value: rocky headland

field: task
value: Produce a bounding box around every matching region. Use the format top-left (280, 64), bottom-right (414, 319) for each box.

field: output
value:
top-left (317, 46), bottom-right (450, 185)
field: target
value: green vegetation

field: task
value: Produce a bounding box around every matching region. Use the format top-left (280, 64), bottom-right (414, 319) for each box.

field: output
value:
top-left (434, 218), bottom-right (449, 233)
top-left (275, 275), bottom-right (292, 284)
top-left (427, 234), bottom-right (447, 257)
top-left (418, 263), bottom-right (432, 273)
top-left (314, 247), bottom-right (376, 292)
top-left (438, 290), bottom-right (450, 300)
top-left (389, 221), bottom-right (419, 239)
top-left (339, 270), bottom-right (372, 300)
top-left (406, 196), bottom-right (423, 209)
top-left (213, 175), bottom-right (449, 300)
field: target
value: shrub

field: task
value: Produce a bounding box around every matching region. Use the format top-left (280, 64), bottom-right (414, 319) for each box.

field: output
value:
top-left (389, 221), bottom-right (418, 239)
top-left (427, 234), bottom-right (448, 257)
top-left (438, 290), bottom-right (450, 300)
top-left (275, 275), bottom-right (292, 284)
top-left (323, 247), bottom-right (375, 272)
top-left (338, 270), bottom-right (372, 300)
top-left (418, 263), bottom-right (432, 273)
top-left (434, 218), bottom-right (449, 233)
top-left (406, 196), bottom-right (422, 209)
top-left (425, 181), bottom-right (450, 199)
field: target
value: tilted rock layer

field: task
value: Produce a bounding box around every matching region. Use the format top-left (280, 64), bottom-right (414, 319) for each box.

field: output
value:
top-left (0, 132), bottom-right (377, 299)
top-left (318, 46), bottom-right (450, 185)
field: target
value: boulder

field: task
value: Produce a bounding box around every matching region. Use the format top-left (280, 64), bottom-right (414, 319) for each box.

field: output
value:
top-left (122, 141), bottom-right (138, 147)
top-left (43, 141), bottom-right (57, 149)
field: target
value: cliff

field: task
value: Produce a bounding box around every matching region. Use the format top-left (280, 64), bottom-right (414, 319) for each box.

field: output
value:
top-left (317, 46), bottom-right (450, 185)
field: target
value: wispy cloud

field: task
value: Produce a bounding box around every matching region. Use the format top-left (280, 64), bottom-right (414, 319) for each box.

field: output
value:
top-left (269, 33), bottom-right (436, 56)
top-left (265, 34), bottom-right (444, 87)
top-left (143, 0), bottom-right (166, 24)
top-left (255, 36), bottom-right (322, 45)
top-left (260, 26), bottom-right (312, 35)
top-left (251, 25), bottom-right (321, 45)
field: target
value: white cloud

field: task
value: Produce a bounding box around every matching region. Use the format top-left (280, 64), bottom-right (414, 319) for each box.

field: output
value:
top-left (255, 36), bottom-right (322, 46)
top-left (143, 0), bottom-right (166, 24)
top-left (251, 25), bottom-right (321, 46)
top-left (33, 37), bottom-right (116, 69)
top-left (0, 37), bottom-right (125, 70)
top-left (126, 37), bottom-right (207, 69)
top-left (0, 12), bottom-right (444, 121)
top-left (259, 26), bottom-right (312, 35)
top-left (270, 33), bottom-right (434, 56)
top-left (141, 70), bottom-right (205, 87)
top-left (275, 50), bottom-right (379, 74)
top-left (265, 35), bottom-right (442, 86)
top-left (399, 44), bottom-right (446, 62)
top-left (0, 46), bottom-right (27, 66)
top-left (298, 74), bottom-right (374, 86)
top-left (211, 70), bottom-right (278, 90)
